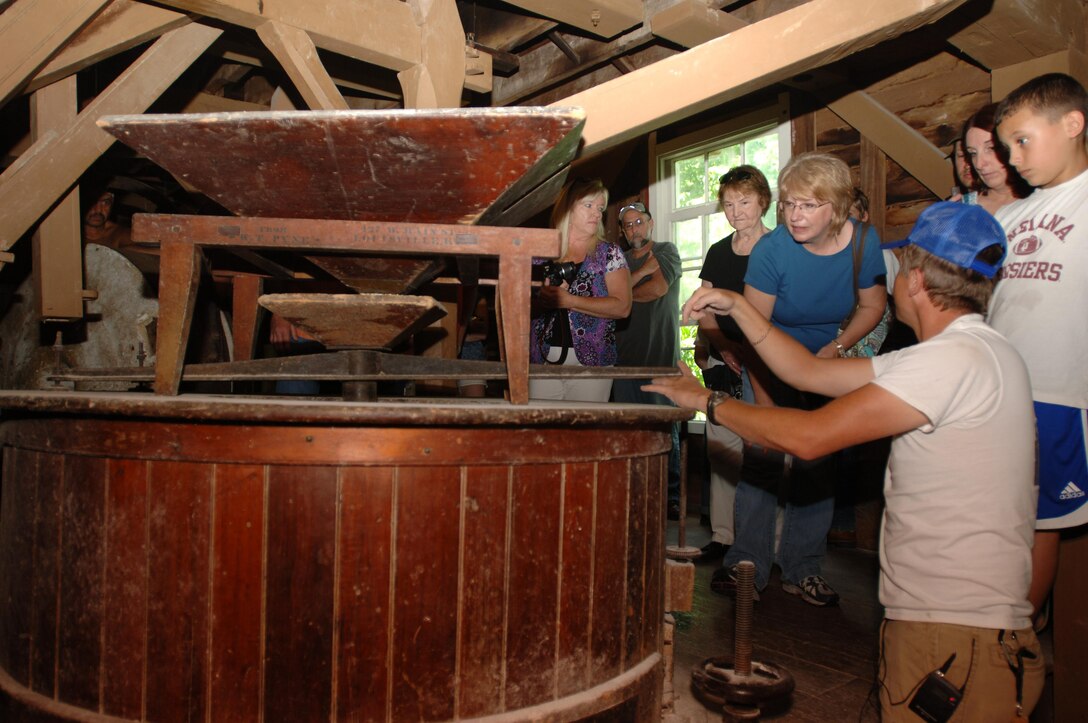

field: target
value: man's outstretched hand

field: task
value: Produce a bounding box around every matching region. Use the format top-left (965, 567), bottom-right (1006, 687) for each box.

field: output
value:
top-left (643, 362), bottom-right (711, 413)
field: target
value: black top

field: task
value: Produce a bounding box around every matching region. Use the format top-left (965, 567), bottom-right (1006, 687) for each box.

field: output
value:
top-left (699, 233), bottom-right (752, 343)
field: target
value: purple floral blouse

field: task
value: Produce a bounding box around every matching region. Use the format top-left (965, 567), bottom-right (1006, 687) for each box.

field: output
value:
top-left (530, 241), bottom-right (628, 366)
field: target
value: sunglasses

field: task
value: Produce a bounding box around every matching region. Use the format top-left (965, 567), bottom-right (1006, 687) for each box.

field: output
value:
top-left (719, 169), bottom-right (754, 185)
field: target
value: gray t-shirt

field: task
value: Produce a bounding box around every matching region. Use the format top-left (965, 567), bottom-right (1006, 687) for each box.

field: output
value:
top-left (616, 240), bottom-right (681, 367)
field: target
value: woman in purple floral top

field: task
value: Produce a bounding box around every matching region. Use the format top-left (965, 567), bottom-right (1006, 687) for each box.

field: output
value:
top-left (530, 178), bottom-right (631, 402)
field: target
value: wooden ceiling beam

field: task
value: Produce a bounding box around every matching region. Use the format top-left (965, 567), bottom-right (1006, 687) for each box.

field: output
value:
top-left (256, 20), bottom-right (349, 110)
top-left (650, 0), bottom-right (746, 48)
top-left (650, 0), bottom-right (950, 196)
top-left (183, 91), bottom-right (266, 113)
top-left (551, 0), bottom-right (969, 158)
top-left (824, 88), bottom-right (949, 196)
top-left (0, 23), bottom-right (222, 257)
top-left (217, 47), bottom-right (405, 100)
top-left (493, 25), bottom-right (656, 105)
top-left (398, 0), bottom-right (466, 108)
top-left (948, 0), bottom-right (1085, 71)
top-left (992, 48), bottom-right (1088, 100)
top-left (155, 0), bottom-right (423, 71)
top-left (500, 0), bottom-right (643, 40)
top-left (26, 0), bottom-right (191, 95)
top-left (0, 0), bottom-right (111, 107)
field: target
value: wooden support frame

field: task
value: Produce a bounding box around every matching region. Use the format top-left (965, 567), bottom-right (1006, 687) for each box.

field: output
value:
top-left (551, 0), bottom-right (968, 158)
top-left (132, 215), bottom-right (561, 404)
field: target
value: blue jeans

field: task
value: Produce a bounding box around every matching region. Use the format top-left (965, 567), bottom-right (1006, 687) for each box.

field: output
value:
top-left (613, 379), bottom-right (681, 505)
top-left (721, 375), bottom-right (835, 591)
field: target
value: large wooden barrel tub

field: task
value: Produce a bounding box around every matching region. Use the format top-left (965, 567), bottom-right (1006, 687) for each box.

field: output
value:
top-left (0, 391), bottom-right (686, 722)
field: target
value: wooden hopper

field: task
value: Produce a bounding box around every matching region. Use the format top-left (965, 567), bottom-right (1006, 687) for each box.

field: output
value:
top-left (98, 107), bottom-right (585, 226)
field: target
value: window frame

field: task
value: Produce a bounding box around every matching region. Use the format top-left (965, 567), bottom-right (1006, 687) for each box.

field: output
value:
top-left (648, 99), bottom-right (791, 428)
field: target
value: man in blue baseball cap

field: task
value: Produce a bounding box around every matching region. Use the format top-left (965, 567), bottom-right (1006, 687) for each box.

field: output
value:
top-left (645, 201), bottom-right (1043, 721)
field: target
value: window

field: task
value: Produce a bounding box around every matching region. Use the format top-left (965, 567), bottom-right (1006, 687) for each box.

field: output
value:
top-left (651, 103), bottom-right (790, 418)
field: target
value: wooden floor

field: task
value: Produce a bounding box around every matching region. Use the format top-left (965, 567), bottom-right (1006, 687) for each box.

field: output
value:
top-left (666, 516), bottom-right (1058, 722)
top-left (667, 516), bottom-right (886, 722)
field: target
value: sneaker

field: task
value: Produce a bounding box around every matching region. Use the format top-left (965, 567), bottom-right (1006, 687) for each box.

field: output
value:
top-left (710, 564), bottom-right (760, 601)
top-left (699, 540), bottom-right (728, 561)
top-left (782, 575), bottom-right (839, 607)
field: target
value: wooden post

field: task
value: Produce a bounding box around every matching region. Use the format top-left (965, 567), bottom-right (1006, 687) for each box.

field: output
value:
top-left (30, 75), bottom-right (84, 320)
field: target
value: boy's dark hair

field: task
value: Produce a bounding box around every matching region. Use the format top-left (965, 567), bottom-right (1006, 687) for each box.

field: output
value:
top-left (898, 243), bottom-right (1003, 314)
top-left (995, 72), bottom-right (1088, 130)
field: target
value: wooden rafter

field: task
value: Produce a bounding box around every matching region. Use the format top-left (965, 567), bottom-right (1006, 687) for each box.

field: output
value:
top-left (823, 88), bottom-right (948, 197)
top-left (948, 0), bottom-right (1085, 71)
top-left (26, 0), bottom-right (191, 95)
top-left (650, 0), bottom-right (746, 48)
top-left (646, 4), bottom-right (952, 200)
top-left (0, 22), bottom-right (223, 262)
top-left (500, 0), bottom-right (643, 40)
top-left (493, 25), bottom-right (656, 105)
top-left (257, 20), bottom-right (348, 110)
top-left (398, 0), bottom-right (466, 108)
top-left (551, 0), bottom-right (969, 158)
top-left (0, 0), bottom-right (111, 107)
top-left (155, 0), bottom-right (423, 71)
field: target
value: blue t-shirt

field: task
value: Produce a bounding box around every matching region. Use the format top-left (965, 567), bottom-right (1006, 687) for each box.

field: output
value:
top-left (744, 220), bottom-right (885, 353)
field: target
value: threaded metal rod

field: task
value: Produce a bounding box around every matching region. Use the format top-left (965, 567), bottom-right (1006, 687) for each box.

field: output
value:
top-left (733, 560), bottom-right (755, 676)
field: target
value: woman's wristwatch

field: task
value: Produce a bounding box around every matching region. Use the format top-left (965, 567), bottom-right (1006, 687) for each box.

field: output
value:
top-left (706, 390), bottom-right (728, 425)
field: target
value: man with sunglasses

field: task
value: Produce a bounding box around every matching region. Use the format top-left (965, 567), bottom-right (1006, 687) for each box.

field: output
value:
top-left (613, 201), bottom-right (683, 519)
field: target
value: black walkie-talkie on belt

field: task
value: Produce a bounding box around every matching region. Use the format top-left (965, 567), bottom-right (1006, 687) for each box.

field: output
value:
top-left (907, 652), bottom-right (961, 722)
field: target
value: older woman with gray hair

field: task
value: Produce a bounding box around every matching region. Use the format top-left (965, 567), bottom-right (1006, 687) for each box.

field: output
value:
top-left (713, 151), bottom-right (887, 607)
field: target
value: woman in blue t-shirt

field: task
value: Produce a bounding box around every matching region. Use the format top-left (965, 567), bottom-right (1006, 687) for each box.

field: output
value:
top-left (715, 152), bottom-right (887, 608)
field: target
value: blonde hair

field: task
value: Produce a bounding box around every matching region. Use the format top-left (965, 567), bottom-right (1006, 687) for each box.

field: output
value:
top-left (551, 178), bottom-right (608, 257)
top-left (778, 152), bottom-right (853, 236)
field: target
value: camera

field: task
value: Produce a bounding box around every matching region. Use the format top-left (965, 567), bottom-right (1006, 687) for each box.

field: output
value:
top-left (541, 260), bottom-right (579, 286)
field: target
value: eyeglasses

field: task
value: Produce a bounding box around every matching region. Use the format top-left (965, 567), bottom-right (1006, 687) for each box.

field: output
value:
top-left (622, 217), bottom-right (648, 230)
top-left (779, 200), bottom-right (830, 215)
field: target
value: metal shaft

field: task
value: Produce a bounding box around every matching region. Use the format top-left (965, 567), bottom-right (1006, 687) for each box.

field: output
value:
top-left (677, 432), bottom-right (689, 547)
top-left (733, 560), bottom-right (755, 676)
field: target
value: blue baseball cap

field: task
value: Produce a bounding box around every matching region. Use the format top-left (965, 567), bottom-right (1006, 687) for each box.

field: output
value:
top-left (886, 202), bottom-right (1007, 278)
